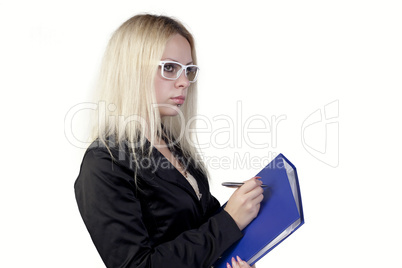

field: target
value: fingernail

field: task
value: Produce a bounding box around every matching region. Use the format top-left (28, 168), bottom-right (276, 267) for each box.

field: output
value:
top-left (226, 262), bottom-right (231, 268)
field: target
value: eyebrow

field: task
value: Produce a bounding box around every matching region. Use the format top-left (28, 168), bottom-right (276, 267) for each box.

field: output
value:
top-left (163, 58), bottom-right (193, 65)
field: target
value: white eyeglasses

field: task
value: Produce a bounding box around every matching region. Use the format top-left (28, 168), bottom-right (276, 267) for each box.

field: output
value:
top-left (159, 61), bottom-right (200, 83)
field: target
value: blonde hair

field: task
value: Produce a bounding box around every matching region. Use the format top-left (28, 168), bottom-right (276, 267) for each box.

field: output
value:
top-left (92, 14), bottom-right (208, 179)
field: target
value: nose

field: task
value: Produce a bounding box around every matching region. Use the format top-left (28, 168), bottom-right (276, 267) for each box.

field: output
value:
top-left (175, 70), bottom-right (190, 89)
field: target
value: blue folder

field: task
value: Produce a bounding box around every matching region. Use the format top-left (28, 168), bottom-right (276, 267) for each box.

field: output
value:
top-left (214, 154), bottom-right (304, 267)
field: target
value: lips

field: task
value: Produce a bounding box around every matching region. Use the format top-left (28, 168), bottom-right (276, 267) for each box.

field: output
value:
top-left (171, 95), bottom-right (185, 105)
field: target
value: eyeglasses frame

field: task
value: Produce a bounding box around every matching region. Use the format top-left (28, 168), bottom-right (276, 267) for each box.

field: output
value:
top-left (159, 61), bottom-right (200, 83)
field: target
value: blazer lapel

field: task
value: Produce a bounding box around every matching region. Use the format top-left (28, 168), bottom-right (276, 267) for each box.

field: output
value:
top-left (104, 137), bottom-right (207, 211)
top-left (153, 147), bottom-right (202, 203)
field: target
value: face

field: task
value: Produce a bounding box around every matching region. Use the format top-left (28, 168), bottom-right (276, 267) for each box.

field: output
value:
top-left (154, 34), bottom-right (193, 117)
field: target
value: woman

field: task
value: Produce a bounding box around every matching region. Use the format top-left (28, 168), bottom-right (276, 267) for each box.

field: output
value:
top-left (74, 14), bottom-right (263, 268)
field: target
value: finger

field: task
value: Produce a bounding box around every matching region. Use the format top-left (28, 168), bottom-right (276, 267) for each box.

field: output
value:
top-left (236, 256), bottom-right (245, 266)
top-left (231, 257), bottom-right (240, 268)
top-left (226, 262), bottom-right (232, 268)
top-left (251, 190), bottom-right (264, 203)
top-left (245, 185), bottom-right (264, 201)
top-left (236, 256), bottom-right (249, 268)
top-left (238, 177), bottom-right (262, 193)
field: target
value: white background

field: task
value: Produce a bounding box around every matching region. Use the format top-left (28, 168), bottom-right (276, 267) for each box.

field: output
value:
top-left (1, 0), bottom-right (401, 267)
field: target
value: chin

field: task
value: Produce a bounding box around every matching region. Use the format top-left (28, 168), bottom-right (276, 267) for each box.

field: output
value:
top-left (159, 107), bottom-right (181, 118)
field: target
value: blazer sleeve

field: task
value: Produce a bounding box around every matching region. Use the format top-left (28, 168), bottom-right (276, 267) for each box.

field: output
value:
top-left (74, 148), bottom-right (243, 268)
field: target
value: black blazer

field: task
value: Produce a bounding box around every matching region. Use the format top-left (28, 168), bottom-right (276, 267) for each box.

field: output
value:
top-left (74, 140), bottom-right (243, 268)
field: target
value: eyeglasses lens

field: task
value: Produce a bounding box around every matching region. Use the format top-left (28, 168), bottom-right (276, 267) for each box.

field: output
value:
top-left (186, 66), bottom-right (198, 82)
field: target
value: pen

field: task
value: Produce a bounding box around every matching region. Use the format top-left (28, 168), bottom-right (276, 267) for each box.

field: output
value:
top-left (222, 182), bottom-right (268, 188)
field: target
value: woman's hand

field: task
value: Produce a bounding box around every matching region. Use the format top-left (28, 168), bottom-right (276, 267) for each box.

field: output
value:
top-left (224, 177), bottom-right (264, 231)
top-left (226, 256), bottom-right (255, 268)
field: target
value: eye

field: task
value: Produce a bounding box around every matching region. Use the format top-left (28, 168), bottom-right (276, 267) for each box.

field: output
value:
top-left (163, 63), bottom-right (175, 73)
top-left (186, 66), bottom-right (197, 75)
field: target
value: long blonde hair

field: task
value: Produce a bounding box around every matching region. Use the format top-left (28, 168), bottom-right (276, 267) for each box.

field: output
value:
top-left (92, 14), bottom-right (208, 178)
